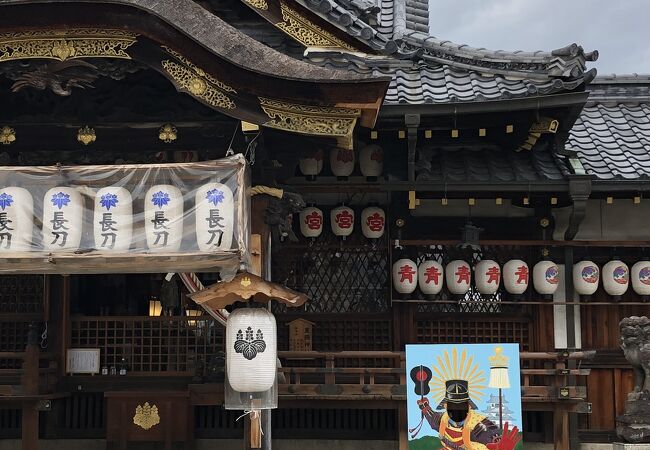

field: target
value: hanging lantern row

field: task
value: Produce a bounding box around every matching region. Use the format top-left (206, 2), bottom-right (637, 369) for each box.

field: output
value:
top-left (298, 206), bottom-right (386, 239)
top-left (0, 183), bottom-right (234, 253)
top-left (393, 257), bottom-right (650, 298)
top-left (298, 145), bottom-right (384, 178)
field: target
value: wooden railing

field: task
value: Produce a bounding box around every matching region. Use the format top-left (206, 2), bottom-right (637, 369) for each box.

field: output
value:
top-left (277, 350), bottom-right (592, 410)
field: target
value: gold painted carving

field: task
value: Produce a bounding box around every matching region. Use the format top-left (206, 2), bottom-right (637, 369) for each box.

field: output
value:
top-left (242, 0), bottom-right (269, 9)
top-left (259, 97), bottom-right (359, 137)
top-left (276, 2), bottom-right (354, 50)
top-left (133, 402), bottom-right (160, 430)
top-left (162, 48), bottom-right (235, 110)
top-left (0, 29), bottom-right (137, 63)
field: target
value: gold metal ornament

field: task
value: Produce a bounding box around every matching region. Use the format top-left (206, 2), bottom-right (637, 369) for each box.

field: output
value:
top-left (0, 126), bottom-right (16, 145)
top-left (242, 0), bottom-right (268, 9)
top-left (240, 276), bottom-right (252, 287)
top-left (161, 47), bottom-right (236, 110)
top-left (77, 126), bottom-right (96, 146)
top-left (159, 124), bottom-right (178, 143)
top-left (0, 29), bottom-right (137, 63)
top-left (133, 402), bottom-right (160, 430)
top-left (276, 2), bottom-right (354, 50)
top-left (258, 97), bottom-right (359, 138)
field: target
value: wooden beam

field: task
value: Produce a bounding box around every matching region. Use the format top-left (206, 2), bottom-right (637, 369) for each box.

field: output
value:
top-left (21, 401), bottom-right (39, 450)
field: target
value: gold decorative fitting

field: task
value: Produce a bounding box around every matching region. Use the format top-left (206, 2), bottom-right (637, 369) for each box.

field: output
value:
top-left (242, 0), bottom-right (268, 9)
top-left (0, 126), bottom-right (16, 145)
top-left (240, 276), bottom-right (252, 287)
top-left (77, 126), bottom-right (96, 146)
top-left (133, 402), bottom-right (160, 430)
top-left (530, 117), bottom-right (559, 134)
top-left (541, 248), bottom-right (550, 257)
top-left (161, 48), bottom-right (235, 110)
top-left (258, 97), bottom-right (359, 138)
top-left (540, 218), bottom-right (550, 228)
top-left (276, 2), bottom-right (354, 50)
top-left (159, 124), bottom-right (178, 143)
top-left (0, 29), bottom-right (137, 63)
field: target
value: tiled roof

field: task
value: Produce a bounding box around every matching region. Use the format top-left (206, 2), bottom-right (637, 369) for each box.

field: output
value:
top-left (416, 143), bottom-right (569, 183)
top-left (308, 51), bottom-right (590, 104)
top-left (567, 75), bottom-right (650, 180)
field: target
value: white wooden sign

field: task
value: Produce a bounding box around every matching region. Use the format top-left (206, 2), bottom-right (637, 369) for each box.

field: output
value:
top-left (66, 348), bottom-right (100, 374)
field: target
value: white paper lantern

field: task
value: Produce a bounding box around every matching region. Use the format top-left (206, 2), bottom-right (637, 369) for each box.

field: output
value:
top-left (445, 260), bottom-right (471, 295)
top-left (330, 148), bottom-right (355, 177)
top-left (42, 187), bottom-right (83, 252)
top-left (631, 261), bottom-right (650, 296)
top-left (226, 308), bottom-right (277, 393)
top-left (361, 207), bottom-right (385, 239)
top-left (299, 207), bottom-right (323, 238)
top-left (503, 260), bottom-right (529, 295)
top-left (602, 260), bottom-right (629, 297)
top-left (0, 187), bottom-right (33, 252)
top-left (330, 206), bottom-right (354, 237)
top-left (196, 183), bottom-right (234, 252)
top-left (418, 260), bottom-right (444, 295)
top-left (573, 261), bottom-right (600, 296)
top-left (93, 187), bottom-right (132, 252)
top-left (475, 260), bottom-right (501, 295)
top-left (299, 149), bottom-right (324, 177)
top-left (359, 145), bottom-right (383, 177)
top-left (393, 258), bottom-right (418, 294)
top-left (145, 185), bottom-right (184, 252)
top-left (533, 261), bottom-right (560, 295)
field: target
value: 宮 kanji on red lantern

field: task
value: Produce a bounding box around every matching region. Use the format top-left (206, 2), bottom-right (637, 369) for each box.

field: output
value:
top-left (336, 210), bottom-right (353, 229)
top-left (366, 213), bottom-right (384, 232)
top-left (305, 211), bottom-right (322, 230)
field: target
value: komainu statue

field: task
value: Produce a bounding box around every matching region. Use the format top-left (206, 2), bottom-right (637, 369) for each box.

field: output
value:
top-left (617, 316), bottom-right (650, 443)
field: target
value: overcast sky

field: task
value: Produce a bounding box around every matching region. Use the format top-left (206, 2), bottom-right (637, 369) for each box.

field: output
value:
top-left (428, 0), bottom-right (650, 75)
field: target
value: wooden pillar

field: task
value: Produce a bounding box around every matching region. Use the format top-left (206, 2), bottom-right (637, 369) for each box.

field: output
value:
top-left (553, 410), bottom-right (569, 450)
top-left (21, 401), bottom-right (39, 450)
top-left (398, 354), bottom-right (408, 450)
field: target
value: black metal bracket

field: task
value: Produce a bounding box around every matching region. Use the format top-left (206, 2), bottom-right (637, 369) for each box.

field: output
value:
top-left (405, 114), bottom-right (420, 182)
top-left (564, 175), bottom-right (592, 240)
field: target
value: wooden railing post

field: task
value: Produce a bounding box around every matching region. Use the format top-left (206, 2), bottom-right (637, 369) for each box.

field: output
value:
top-left (398, 354), bottom-right (408, 450)
top-left (21, 323), bottom-right (41, 450)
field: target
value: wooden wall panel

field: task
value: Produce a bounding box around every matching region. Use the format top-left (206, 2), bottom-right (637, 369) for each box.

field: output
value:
top-left (584, 368), bottom-right (635, 431)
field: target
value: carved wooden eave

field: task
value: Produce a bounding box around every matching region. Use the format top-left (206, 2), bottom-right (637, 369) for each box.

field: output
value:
top-left (0, 0), bottom-right (390, 141)
top-left (189, 272), bottom-right (308, 310)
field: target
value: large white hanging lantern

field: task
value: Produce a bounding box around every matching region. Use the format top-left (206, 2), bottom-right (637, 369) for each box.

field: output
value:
top-left (93, 187), bottom-right (133, 251)
top-left (330, 205), bottom-right (354, 237)
top-left (631, 260), bottom-right (650, 296)
top-left (226, 308), bottom-right (277, 393)
top-left (0, 187), bottom-right (33, 252)
top-left (533, 260), bottom-right (559, 295)
top-left (393, 258), bottom-right (418, 294)
top-left (359, 145), bottom-right (383, 178)
top-left (475, 260), bottom-right (501, 295)
top-left (418, 260), bottom-right (444, 295)
top-left (299, 207), bottom-right (323, 238)
top-left (445, 260), bottom-right (471, 295)
top-left (573, 261), bottom-right (599, 296)
top-left (196, 182), bottom-right (234, 251)
top-left (299, 149), bottom-right (324, 178)
top-left (503, 260), bottom-right (529, 295)
top-left (602, 260), bottom-right (629, 297)
top-left (330, 148), bottom-right (355, 177)
top-left (144, 185), bottom-right (184, 252)
top-left (361, 207), bottom-right (385, 239)
top-left (42, 187), bottom-right (83, 252)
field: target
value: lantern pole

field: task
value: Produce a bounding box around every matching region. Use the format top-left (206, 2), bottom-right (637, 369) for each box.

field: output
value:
top-left (488, 346), bottom-right (510, 431)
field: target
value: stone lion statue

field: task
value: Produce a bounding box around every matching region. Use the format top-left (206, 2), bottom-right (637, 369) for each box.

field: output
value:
top-left (620, 316), bottom-right (650, 393)
top-left (618, 316), bottom-right (650, 443)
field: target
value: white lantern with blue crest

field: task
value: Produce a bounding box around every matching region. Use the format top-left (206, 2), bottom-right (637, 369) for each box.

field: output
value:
top-left (196, 183), bottom-right (234, 251)
top-left (43, 187), bottom-right (83, 252)
top-left (573, 260), bottom-right (599, 296)
top-left (145, 185), bottom-right (184, 252)
top-left (93, 187), bottom-right (132, 252)
top-left (0, 187), bottom-right (33, 252)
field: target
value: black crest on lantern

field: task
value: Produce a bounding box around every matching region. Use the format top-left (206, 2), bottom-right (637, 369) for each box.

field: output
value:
top-left (234, 326), bottom-right (267, 360)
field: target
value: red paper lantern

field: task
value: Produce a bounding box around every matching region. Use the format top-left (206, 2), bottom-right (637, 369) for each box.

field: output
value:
top-left (393, 258), bottom-right (418, 294)
top-left (330, 148), bottom-right (355, 177)
top-left (361, 207), bottom-right (385, 239)
top-left (445, 260), bottom-right (471, 295)
top-left (503, 260), bottom-right (529, 295)
top-left (330, 206), bottom-right (354, 237)
top-left (299, 207), bottom-right (323, 238)
top-left (418, 260), bottom-right (444, 295)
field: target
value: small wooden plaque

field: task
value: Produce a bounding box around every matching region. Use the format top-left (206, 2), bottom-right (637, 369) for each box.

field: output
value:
top-left (66, 348), bottom-right (100, 374)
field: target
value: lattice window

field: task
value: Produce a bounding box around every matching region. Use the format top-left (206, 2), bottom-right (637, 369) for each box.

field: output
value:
top-left (277, 317), bottom-right (391, 351)
top-left (194, 406), bottom-right (244, 439)
top-left (70, 317), bottom-right (224, 374)
top-left (0, 320), bottom-right (32, 352)
top-left (272, 231), bottom-right (389, 314)
top-left (416, 316), bottom-right (531, 351)
top-left (0, 409), bottom-right (20, 438)
top-left (0, 275), bottom-right (44, 313)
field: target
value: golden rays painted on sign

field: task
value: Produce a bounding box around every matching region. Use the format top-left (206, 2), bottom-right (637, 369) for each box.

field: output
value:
top-left (429, 347), bottom-right (487, 406)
